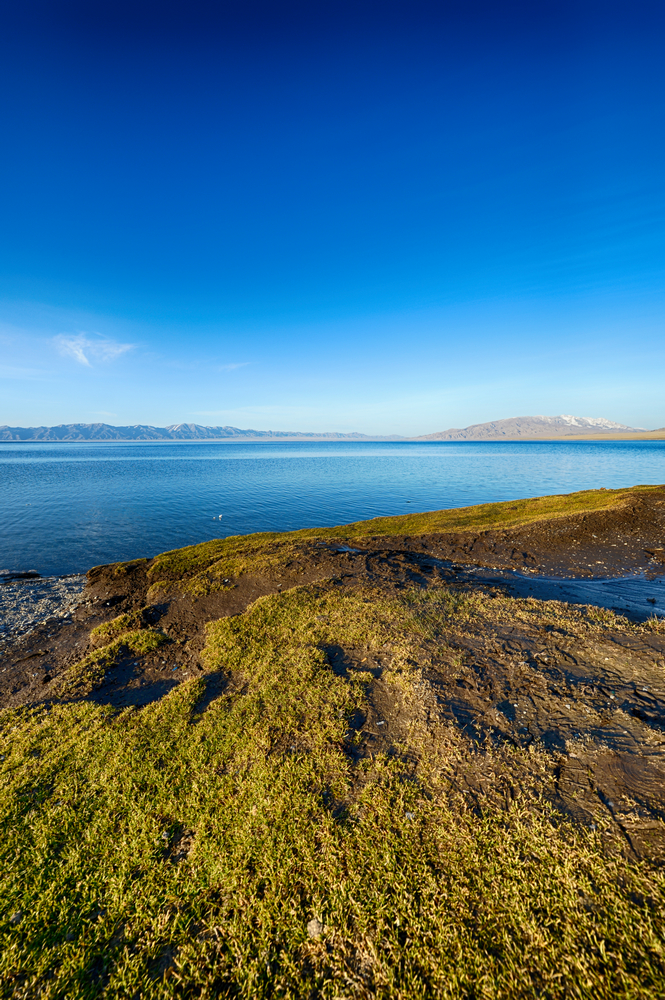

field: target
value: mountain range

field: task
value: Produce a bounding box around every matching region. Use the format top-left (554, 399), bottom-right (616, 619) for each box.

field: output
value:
top-left (416, 414), bottom-right (649, 440)
top-left (0, 422), bottom-right (375, 442)
top-left (0, 415), bottom-right (660, 442)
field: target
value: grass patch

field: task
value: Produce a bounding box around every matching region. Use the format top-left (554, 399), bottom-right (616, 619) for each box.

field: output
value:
top-left (147, 537), bottom-right (312, 596)
top-left (90, 611), bottom-right (146, 646)
top-left (111, 558), bottom-right (149, 577)
top-left (315, 484), bottom-right (661, 538)
top-left (2, 584), bottom-right (665, 996)
top-left (57, 629), bottom-right (167, 697)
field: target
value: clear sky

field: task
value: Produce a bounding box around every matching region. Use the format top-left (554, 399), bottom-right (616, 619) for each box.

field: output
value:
top-left (1, 0), bottom-right (664, 434)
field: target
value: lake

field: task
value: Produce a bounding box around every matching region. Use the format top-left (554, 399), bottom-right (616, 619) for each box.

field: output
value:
top-left (1, 439), bottom-right (664, 577)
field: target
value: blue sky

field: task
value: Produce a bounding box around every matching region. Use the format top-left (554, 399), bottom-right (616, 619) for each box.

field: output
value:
top-left (1, 0), bottom-right (664, 434)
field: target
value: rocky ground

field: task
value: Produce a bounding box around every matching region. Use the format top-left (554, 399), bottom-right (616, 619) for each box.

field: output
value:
top-left (0, 573), bottom-right (85, 654)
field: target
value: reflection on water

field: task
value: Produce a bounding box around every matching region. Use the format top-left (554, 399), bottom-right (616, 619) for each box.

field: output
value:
top-left (1, 439), bottom-right (664, 576)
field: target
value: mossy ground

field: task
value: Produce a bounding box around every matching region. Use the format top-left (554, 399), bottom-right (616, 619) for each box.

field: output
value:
top-left (55, 626), bottom-right (167, 698)
top-left (144, 485), bottom-right (661, 597)
top-left (2, 571), bottom-right (665, 997)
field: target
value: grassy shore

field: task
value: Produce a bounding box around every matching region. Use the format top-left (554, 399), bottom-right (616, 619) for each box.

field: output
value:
top-left (144, 484), bottom-right (661, 599)
top-left (1, 487), bottom-right (665, 998)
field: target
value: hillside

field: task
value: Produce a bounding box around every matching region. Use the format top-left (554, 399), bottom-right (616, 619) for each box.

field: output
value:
top-left (1, 415), bottom-right (661, 442)
top-left (418, 414), bottom-right (646, 440)
top-left (1, 486), bottom-right (665, 996)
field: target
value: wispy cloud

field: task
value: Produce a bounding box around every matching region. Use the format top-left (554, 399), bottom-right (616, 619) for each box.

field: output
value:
top-left (54, 333), bottom-right (135, 367)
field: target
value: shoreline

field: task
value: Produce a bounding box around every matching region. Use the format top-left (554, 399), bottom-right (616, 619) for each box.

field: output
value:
top-left (0, 574), bottom-right (86, 653)
top-left (2, 483), bottom-right (665, 714)
top-left (2, 432), bottom-right (665, 443)
top-left (3, 486), bottom-right (665, 991)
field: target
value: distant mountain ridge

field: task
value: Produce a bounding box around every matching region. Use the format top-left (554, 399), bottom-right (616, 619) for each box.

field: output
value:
top-left (0, 422), bottom-right (380, 442)
top-left (0, 415), bottom-right (657, 443)
top-left (417, 415), bottom-right (646, 441)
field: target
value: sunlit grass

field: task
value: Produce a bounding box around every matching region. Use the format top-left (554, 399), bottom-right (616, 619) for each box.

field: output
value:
top-left (56, 628), bottom-right (167, 698)
top-left (2, 580), bottom-right (665, 997)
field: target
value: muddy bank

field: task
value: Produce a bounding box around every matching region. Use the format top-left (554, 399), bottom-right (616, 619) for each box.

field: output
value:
top-left (377, 488), bottom-right (665, 578)
top-left (2, 485), bottom-right (665, 724)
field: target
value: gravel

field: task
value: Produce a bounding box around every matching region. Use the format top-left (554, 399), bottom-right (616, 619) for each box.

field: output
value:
top-left (0, 574), bottom-right (86, 650)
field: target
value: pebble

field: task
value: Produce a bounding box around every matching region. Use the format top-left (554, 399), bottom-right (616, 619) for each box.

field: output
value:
top-left (0, 575), bottom-right (86, 652)
top-left (307, 918), bottom-right (324, 939)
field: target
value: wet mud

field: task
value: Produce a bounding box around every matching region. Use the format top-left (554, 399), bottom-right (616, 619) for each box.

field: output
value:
top-left (454, 565), bottom-right (665, 619)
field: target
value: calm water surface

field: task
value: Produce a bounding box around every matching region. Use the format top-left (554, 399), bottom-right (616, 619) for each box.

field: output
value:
top-left (1, 440), bottom-right (664, 576)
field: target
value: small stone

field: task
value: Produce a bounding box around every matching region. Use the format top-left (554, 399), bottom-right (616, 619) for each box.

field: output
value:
top-left (10, 911), bottom-right (23, 926)
top-left (307, 918), bottom-right (324, 940)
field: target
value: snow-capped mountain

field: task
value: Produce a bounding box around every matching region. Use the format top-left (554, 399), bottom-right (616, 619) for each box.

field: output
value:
top-left (419, 415), bottom-right (645, 440)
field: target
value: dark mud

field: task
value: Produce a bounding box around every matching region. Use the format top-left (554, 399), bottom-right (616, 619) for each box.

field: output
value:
top-left (404, 487), bottom-right (665, 578)
top-left (2, 490), bottom-right (665, 858)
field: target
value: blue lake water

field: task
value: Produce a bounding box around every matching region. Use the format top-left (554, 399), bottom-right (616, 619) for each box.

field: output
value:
top-left (1, 440), bottom-right (664, 577)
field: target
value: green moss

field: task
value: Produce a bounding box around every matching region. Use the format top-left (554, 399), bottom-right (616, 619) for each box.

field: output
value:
top-left (57, 629), bottom-right (167, 697)
top-left (127, 630), bottom-right (167, 656)
top-left (148, 535), bottom-right (306, 587)
top-left (308, 483), bottom-right (662, 539)
top-left (111, 557), bottom-right (149, 577)
top-left (90, 611), bottom-right (144, 646)
top-left (146, 539), bottom-right (231, 580)
top-left (1, 583), bottom-right (664, 997)
top-left (201, 583), bottom-right (473, 679)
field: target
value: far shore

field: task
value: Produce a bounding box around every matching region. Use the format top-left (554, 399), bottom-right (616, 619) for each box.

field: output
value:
top-left (2, 430), bottom-right (665, 443)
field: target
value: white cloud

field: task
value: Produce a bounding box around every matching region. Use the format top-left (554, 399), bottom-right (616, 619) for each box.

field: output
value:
top-left (54, 333), bottom-right (135, 367)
